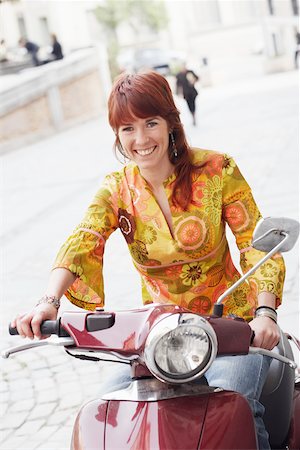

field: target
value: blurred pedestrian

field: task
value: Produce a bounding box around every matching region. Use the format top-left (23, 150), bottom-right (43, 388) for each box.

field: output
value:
top-left (176, 64), bottom-right (199, 126)
top-left (41, 33), bottom-right (64, 65)
top-left (50, 33), bottom-right (63, 61)
top-left (19, 37), bottom-right (40, 66)
top-left (0, 39), bottom-right (8, 62)
top-left (294, 31), bottom-right (300, 69)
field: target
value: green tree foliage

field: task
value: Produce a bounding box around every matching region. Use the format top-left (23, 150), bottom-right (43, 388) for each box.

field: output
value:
top-left (94, 0), bottom-right (168, 78)
top-left (125, 0), bottom-right (167, 33)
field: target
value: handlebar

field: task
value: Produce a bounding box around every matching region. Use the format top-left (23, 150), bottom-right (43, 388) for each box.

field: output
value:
top-left (9, 320), bottom-right (70, 338)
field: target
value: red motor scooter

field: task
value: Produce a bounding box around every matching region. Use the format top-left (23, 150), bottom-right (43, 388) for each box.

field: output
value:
top-left (3, 217), bottom-right (300, 450)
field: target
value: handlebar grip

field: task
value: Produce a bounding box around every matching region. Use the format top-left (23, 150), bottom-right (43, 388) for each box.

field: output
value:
top-left (9, 325), bottom-right (19, 335)
top-left (9, 320), bottom-right (70, 337)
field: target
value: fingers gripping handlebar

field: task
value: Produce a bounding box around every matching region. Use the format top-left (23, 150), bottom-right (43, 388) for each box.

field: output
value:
top-left (9, 320), bottom-right (70, 337)
top-left (3, 320), bottom-right (73, 359)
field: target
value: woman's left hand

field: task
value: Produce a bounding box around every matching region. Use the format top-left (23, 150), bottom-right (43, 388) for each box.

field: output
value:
top-left (249, 316), bottom-right (280, 350)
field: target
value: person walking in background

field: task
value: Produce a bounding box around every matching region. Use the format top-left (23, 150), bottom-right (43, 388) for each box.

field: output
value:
top-left (0, 39), bottom-right (8, 62)
top-left (294, 31), bottom-right (300, 69)
top-left (19, 37), bottom-right (40, 66)
top-left (50, 33), bottom-right (63, 61)
top-left (176, 64), bottom-right (199, 126)
top-left (41, 33), bottom-right (64, 65)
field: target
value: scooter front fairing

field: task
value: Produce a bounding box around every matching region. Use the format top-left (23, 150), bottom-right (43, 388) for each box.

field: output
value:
top-left (71, 389), bottom-right (257, 450)
top-left (65, 305), bottom-right (257, 450)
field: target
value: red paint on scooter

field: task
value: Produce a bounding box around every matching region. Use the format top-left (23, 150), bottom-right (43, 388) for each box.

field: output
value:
top-left (71, 399), bottom-right (108, 450)
top-left (61, 305), bottom-right (253, 357)
top-left (199, 391), bottom-right (257, 449)
top-left (74, 396), bottom-right (208, 449)
top-left (71, 390), bottom-right (258, 449)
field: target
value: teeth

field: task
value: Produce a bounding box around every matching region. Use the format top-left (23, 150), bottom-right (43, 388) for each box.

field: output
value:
top-left (136, 147), bottom-right (155, 156)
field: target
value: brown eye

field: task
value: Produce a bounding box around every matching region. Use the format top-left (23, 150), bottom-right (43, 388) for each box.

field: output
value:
top-left (147, 121), bottom-right (158, 128)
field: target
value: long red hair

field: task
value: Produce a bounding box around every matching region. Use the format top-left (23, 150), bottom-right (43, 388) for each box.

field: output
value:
top-left (108, 71), bottom-right (203, 210)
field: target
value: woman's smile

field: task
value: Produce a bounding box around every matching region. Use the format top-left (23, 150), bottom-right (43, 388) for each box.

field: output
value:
top-left (134, 146), bottom-right (156, 156)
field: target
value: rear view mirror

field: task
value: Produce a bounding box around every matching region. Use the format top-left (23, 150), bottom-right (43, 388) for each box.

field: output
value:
top-left (252, 217), bottom-right (300, 253)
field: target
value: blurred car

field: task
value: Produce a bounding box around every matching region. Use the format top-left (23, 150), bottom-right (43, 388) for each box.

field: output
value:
top-left (118, 48), bottom-right (185, 75)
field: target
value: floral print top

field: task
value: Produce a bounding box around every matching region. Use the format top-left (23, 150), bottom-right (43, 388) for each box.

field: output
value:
top-left (53, 149), bottom-right (285, 320)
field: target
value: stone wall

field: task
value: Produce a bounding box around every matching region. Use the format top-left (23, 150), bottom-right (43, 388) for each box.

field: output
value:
top-left (0, 48), bottom-right (109, 153)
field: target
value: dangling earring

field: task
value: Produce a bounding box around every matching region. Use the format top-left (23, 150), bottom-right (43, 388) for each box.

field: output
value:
top-left (170, 132), bottom-right (178, 157)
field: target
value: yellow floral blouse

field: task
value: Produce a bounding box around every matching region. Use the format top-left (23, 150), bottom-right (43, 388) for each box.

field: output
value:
top-left (54, 149), bottom-right (285, 320)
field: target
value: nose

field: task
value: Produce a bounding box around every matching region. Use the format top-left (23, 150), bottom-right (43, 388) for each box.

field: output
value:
top-left (135, 127), bottom-right (149, 146)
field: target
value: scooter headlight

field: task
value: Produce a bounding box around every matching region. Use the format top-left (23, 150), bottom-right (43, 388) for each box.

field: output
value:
top-left (144, 313), bottom-right (217, 384)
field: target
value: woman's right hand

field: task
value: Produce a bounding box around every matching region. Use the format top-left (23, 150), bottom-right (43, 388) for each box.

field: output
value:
top-left (11, 303), bottom-right (58, 340)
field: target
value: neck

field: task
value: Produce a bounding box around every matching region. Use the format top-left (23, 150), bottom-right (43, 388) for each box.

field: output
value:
top-left (140, 162), bottom-right (174, 191)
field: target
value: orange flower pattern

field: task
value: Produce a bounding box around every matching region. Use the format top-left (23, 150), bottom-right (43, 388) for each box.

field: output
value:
top-left (53, 149), bottom-right (285, 319)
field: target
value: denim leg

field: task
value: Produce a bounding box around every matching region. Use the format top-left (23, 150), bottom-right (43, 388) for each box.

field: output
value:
top-left (205, 354), bottom-right (272, 450)
top-left (98, 363), bottom-right (132, 397)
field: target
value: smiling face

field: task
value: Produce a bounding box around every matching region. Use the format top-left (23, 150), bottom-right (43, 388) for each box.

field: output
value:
top-left (118, 115), bottom-right (173, 176)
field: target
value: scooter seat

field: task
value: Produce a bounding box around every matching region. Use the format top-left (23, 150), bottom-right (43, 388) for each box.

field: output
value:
top-left (260, 332), bottom-right (295, 448)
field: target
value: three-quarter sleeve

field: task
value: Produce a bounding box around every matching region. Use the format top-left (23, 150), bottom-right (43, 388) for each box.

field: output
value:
top-left (222, 155), bottom-right (285, 308)
top-left (53, 176), bottom-right (119, 310)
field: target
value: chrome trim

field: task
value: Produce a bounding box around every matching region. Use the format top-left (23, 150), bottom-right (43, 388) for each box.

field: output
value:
top-left (65, 347), bottom-right (137, 363)
top-left (216, 232), bottom-right (289, 305)
top-left (2, 337), bottom-right (74, 359)
top-left (144, 313), bottom-right (218, 384)
top-left (102, 377), bottom-right (222, 401)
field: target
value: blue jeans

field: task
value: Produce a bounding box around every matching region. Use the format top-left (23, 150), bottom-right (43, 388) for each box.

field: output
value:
top-left (99, 354), bottom-right (271, 450)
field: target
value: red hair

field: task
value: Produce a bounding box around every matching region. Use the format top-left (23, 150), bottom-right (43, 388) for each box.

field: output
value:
top-left (108, 71), bottom-right (204, 210)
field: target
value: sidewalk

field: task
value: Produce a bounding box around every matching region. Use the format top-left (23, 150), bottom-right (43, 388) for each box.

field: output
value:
top-left (1, 70), bottom-right (299, 449)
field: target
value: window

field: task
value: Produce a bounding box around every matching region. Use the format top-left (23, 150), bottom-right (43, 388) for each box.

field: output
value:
top-left (17, 16), bottom-right (27, 38)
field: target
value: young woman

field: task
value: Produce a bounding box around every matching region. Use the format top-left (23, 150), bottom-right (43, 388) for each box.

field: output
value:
top-left (12, 71), bottom-right (285, 449)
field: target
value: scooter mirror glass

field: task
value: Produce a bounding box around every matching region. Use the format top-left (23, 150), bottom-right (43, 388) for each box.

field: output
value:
top-left (252, 217), bottom-right (299, 253)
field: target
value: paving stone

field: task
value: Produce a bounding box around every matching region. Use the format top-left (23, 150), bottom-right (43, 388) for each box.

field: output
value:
top-left (9, 398), bottom-right (35, 412)
top-left (36, 388), bottom-right (59, 404)
top-left (28, 424), bottom-right (59, 442)
top-left (8, 378), bottom-right (32, 391)
top-left (48, 424), bottom-right (73, 441)
top-left (0, 391), bottom-right (9, 403)
top-left (0, 412), bottom-right (26, 430)
top-left (57, 381), bottom-right (80, 395)
top-left (14, 419), bottom-right (45, 436)
top-left (33, 439), bottom-right (69, 450)
top-left (27, 402), bottom-right (56, 420)
top-left (0, 428), bottom-right (12, 443)
top-left (0, 380), bottom-right (8, 393)
top-left (11, 351), bottom-right (41, 365)
top-left (10, 388), bottom-right (34, 402)
top-left (33, 378), bottom-right (56, 392)
top-left (46, 409), bottom-right (73, 426)
top-left (31, 369), bottom-right (51, 379)
top-left (29, 359), bottom-right (49, 371)
top-left (0, 435), bottom-right (29, 450)
top-left (57, 392), bottom-right (83, 410)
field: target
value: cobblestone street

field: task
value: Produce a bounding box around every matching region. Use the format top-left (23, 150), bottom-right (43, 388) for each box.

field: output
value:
top-left (1, 70), bottom-right (299, 449)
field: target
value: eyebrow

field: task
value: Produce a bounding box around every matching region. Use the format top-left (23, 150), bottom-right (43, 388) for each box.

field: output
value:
top-left (120, 117), bottom-right (160, 127)
top-left (146, 117), bottom-right (160, 122)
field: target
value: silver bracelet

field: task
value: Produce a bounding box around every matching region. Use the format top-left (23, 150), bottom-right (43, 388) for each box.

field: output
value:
top-left (255, 307), bottom-right (277, 323)
top-left (36, 295), bottom-right (61, 310)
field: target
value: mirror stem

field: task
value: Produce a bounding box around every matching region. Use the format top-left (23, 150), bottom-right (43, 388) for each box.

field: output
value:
top-left (213, 231), bottom-right (288, 317)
